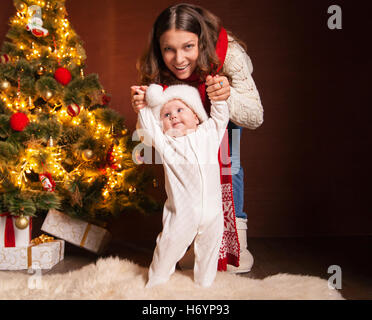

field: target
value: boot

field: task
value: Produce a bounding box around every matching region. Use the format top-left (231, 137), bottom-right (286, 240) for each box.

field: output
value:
top-left (178, 241), bottom-right (195, 270)
top-left (227, 218), bottom-right (254, 273)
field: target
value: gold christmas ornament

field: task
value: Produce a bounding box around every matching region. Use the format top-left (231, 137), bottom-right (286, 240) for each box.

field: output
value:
top-left (43, 90), bottom-right (53, 100)
top-left (0, 80), bottom-right (11, 91)
top-left (82, 149), bottom-right (93, 161)
top-left (15, 215), bottom-right (29, 229)
top-left (15, 1), bottom-right (27, 12)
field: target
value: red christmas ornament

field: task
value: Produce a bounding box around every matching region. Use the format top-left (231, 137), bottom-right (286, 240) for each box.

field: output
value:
top-left (102, 94), bottom-right (111, 105)
top-left (0, 54), bottom-right (10, 64)
top-left (67, 103), bottom-right (80, 117)
top-left (10, 112), bottom-right (29, 131)
top-left (99, 167), bottom-right (107, 175)
top-left (39, 172), bottom-right (56, 192)
top-left (54, 67), bottom-right (71, 86)
top-left (106, 145), bottom-right (118, 170)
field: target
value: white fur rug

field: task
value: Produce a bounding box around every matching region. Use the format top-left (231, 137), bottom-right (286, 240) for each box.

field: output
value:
top-left (0, 257), bottom-right (344, 300)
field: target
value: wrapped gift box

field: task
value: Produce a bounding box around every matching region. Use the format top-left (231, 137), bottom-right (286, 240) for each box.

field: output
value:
top-left (41, 209), bottom-right (111, 254)
top-left (29, 239), bottom-right (65, 270)
top-left (0, 239), bottom-right (64, 270)
top-left (0, 213), bottom-right (31, 247)
top-left (0, 246), bottom-right (28, 270)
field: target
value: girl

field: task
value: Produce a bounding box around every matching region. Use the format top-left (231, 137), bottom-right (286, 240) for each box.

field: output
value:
top-left (131, 3), bottom-right (263, 273)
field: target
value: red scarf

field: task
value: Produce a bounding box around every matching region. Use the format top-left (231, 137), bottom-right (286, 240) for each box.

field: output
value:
top-left (187, 27), bottom-right (240, 270)
top-left (161, 27), bottom-right (240, 270)
top-left (184, 27), bottom-right (229, 114)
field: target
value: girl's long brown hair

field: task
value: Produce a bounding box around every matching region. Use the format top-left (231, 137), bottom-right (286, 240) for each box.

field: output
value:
top-left (138, 3), bottom-right (223, 85)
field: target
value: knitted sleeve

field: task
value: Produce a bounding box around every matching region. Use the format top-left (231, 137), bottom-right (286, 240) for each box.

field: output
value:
top-left (223, 37), bottom-right (264, 129)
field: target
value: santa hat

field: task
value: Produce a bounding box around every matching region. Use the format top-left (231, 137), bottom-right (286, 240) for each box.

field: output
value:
top-left (145, 84), bottom-right (208, 124)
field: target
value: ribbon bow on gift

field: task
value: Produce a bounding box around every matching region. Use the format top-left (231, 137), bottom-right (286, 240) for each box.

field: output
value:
top-left (31, 234), bottom-right (54, 245)
top-left (28, 234), bottom-right (63, 269)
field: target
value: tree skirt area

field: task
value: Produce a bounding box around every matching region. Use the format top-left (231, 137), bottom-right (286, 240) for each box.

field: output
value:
top-left (0, 257), bottom-right (343, 300)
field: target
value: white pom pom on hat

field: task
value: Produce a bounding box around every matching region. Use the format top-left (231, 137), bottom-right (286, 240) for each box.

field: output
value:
top-left (145, 84), bottom-right (166, 107)
top-left (145, 84), bottom-right (208, 123)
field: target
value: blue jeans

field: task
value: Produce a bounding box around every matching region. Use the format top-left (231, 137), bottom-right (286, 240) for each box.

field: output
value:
top-left (228, 121), bottom-right (247, 219)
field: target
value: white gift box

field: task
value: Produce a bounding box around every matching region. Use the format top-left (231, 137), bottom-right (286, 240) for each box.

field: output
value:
top-left (0, 246), bottom-right (28, 270)
top-left (29, 240), bottom-right (65, 270)
top-left (41, 209), bottom-right (111, 254)
top-left (0, 214), bottom-right (31, 247)
top-left (0, 239), bottom-right (64, 270)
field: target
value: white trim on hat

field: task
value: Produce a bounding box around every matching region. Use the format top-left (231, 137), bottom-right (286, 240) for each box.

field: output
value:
top-left (146, 84), bottom-right (208, 124)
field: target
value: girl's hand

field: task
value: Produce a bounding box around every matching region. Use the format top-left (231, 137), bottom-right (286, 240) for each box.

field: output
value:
top-left (206, 75), bottom-right (230, 101)
top-left (130, 85), bottom-right (148, 113)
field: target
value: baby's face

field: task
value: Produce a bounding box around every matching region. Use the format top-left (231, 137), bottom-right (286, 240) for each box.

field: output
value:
top-left (160, 99), bottom-right (199, 136)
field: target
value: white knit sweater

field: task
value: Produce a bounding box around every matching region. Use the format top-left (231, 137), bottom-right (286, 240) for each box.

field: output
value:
top-left (223, 36), bottom-right (264, 129)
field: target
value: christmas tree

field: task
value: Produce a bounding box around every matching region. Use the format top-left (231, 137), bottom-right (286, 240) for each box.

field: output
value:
top-left (0, 0), bottom-right (157, 227)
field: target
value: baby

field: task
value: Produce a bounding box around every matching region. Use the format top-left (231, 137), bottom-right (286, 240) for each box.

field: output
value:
top-left (137, 84), bottom-right (229, 288)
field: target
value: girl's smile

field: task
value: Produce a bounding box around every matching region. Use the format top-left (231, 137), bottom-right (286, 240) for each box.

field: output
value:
top-left (160, 29), bottom-right (199, 80)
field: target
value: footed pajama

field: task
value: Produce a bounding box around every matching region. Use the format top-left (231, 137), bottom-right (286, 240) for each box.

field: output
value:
top-left (138, 100), bottom-right (229, 288)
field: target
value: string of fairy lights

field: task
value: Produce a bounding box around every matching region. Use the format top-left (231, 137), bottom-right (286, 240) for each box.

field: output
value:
top-left (1, 1), bottom-right (128, 199)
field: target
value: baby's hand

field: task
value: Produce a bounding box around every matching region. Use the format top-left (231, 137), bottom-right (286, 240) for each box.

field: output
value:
top-left (206, 75), bottom-right (230, 101)
top-left (130, 85), bottom-right (148, 113)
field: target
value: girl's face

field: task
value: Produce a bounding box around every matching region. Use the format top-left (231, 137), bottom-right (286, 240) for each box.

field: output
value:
top-left (159, 29), bottom-right (199, 80)
top-left (160, 99), bottom-right (199, 136)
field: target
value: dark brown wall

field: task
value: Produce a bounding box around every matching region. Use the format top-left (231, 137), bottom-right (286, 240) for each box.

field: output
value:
top-left (1, 0), bottom-right (371, 242)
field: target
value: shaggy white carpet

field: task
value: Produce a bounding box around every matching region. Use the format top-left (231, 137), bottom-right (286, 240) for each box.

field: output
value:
top-left (0, 257), bottom-right (344, 300)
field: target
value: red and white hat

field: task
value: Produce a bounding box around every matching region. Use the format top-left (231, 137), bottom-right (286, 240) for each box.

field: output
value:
top-left (145, 84), bottom-right (208, 124)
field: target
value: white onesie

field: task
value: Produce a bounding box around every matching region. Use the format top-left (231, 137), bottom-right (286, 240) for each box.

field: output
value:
top-left (138, 99), bottom-right (229, 288)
